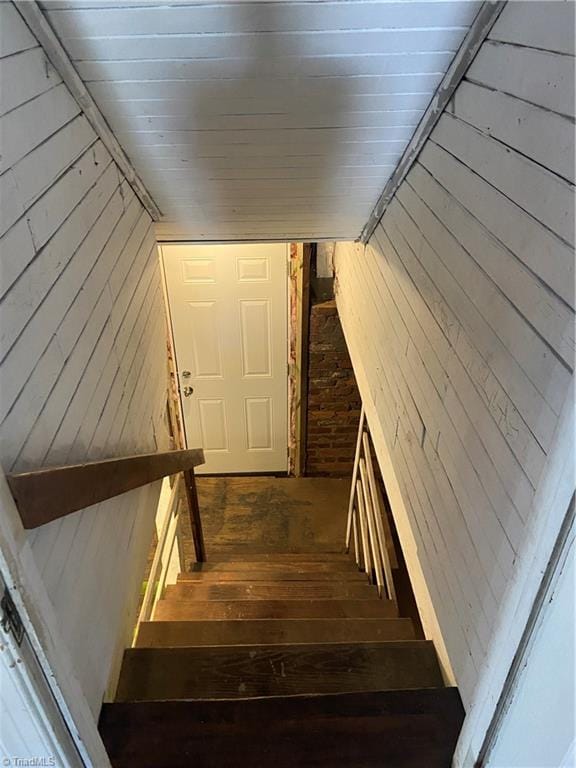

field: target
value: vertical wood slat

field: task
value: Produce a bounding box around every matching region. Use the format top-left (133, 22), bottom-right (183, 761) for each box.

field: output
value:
top-left (352, 514), bottom-right (360, 566)
top-left (364, 434), bottom-right (397, 602)
top-left (346, 406), bottom-right (365, 549)
top-left (345, 410), bottom-right (398, 600)
top-left (359, 458), bottom-right (384, 597)
top-left (356, 478), bottom-right (371, 578)
top-left (183, 467), bottom-right (206, 563)
top-left (136, 476), bottom-right (181, 629)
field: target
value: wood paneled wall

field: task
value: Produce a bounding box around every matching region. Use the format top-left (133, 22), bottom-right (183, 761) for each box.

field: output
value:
top-left (334, 0), bottom-right (574, 760)
top-left (40, 0), bottom-right (481, 241)
top-left (0, 3), bottom-right (169, 715)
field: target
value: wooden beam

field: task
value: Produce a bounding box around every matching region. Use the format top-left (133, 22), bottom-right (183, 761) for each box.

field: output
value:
top-left (7, 449), bottom-right (204, 529)
top-left (14, 1), bottom-right (162, 220)
top-left (359, 0), bottom-right (507, 243)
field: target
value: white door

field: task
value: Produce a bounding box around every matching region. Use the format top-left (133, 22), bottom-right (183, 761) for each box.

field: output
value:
top-left (161, 243), bottom-right (289, 474)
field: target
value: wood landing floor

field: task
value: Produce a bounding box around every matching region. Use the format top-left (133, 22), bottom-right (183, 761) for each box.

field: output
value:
top-left (179, 476), bottom-right (350, 563)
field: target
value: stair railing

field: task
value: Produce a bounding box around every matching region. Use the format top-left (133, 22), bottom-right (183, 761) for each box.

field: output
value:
top-left (346, 408), bottom-right (396, 601)
top-left (137, 475), bottom-right (181, 626)
top-left (6, 448), bottom-right (206, 563)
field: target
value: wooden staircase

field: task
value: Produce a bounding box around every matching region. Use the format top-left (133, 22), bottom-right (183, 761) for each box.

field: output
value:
top-left (99, 552), bottom-right (464, 767)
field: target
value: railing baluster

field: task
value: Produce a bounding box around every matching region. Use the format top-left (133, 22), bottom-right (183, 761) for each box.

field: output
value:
top-left (346, 407), bottom-right (365, 551)
top-left (363, 434), bottom-right (396, 602)
top-left (355, 477), bottom-right (371, 579)
top-left (136, 475), bottom-right (181, 630)
top-left (345, 410), bottom-right (397, 602)
top-left (183, 468), bottom-right (206, 563)
top-left (359, 458), bottom-right (384, 596)
top-left (352, 508), bottom-right (360, 566)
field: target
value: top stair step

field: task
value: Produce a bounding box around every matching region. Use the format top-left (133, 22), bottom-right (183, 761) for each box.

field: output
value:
top-left (115, 641), bottom-right (444, 701)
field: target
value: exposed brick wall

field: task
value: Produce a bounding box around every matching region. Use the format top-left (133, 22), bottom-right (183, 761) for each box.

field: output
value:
top-left (305, 300), bottom-right (362, 476)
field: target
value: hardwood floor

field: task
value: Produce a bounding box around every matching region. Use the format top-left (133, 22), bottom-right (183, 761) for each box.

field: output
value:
top-left (178, 476), bottom-right (350, 564)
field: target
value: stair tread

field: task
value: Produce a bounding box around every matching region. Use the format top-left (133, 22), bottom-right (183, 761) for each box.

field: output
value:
top-left (165, 582), bottom-right (376, 601)
top-left (136, 618), bottom-right (416, 647)
top-left (203, 552), bottom-right (348, 561)
top-left (116, 641), bottom-right (444, 701)
top-left (179, 571), bottom-right (365, 582)
top-left (100, 689), bottom-right (464, 768)
top-left (154, 599), bottom-right (398, 621)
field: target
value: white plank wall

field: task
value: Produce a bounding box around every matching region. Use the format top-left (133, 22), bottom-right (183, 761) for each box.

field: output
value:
top-left (335, 0), bottom-right (574, 761)
top-left (0, 3), bottom-right (169, 716)
top-left (40, 0), bottom-right (482, 241)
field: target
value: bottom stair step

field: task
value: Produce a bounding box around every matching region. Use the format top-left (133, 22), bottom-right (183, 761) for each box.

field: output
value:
top-left (135, 618), bottom-right (416, 647)
top-left (100, 688), bottom-right (465, 768)
top-left (115, 641), bottom-right (443, 701)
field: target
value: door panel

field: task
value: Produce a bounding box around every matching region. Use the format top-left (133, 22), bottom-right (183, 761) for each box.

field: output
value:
top-left (162, 243), bottom-right (288, 473)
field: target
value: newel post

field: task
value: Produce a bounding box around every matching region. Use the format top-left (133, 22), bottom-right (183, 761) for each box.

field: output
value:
top-left (183, 468), bottom-right (206, 563)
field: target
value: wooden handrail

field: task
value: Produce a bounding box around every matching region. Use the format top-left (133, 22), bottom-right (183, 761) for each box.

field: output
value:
top-left (7, 448), bottom-right (204, 530)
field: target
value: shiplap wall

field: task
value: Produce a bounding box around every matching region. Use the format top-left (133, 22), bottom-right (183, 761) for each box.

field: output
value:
top-left (40, 0), bottom-right (481, 241)
top-left (335, 0), bottom-right (574, 758)
top-left (0, 2), bottom-right (169, 715)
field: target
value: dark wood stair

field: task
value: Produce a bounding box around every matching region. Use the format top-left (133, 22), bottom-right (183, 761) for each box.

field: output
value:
top-left (116, 640), bottom-right (443, 700)
top-left (100, 552), bottom-right (464, 767)
top-left (100, 689), bottom-right (464, 768)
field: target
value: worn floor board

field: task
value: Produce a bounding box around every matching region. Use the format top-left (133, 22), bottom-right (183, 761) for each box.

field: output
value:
top-left (136, 618), bottom-right (416, 647)
top-left (179, 477), bottom-right (350, 565)
top-left (116, 641), bottom-right (443, 700)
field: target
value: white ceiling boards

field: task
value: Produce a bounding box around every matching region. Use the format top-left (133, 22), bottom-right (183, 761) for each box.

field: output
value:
top-left (40, 0), bottom-right (482, 241)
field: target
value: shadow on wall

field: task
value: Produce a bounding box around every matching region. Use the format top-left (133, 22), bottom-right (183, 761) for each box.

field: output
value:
top-left (158, 2), bottom-right (359, 238)
top-left (79, 2), bottom-right (403, 239)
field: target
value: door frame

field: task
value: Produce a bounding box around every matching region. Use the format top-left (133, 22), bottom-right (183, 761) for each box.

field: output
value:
top-left (159, 247), bottom-right (188, 451)
top-left (159, 242), bottom-right (294, 474)
top-left (288, 243), bottom-right (312, 476)
top-left (0, 467), bottom-right (110, 767)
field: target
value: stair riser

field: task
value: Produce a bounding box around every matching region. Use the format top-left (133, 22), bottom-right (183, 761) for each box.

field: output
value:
top-left (179, 571), bottom-right (367, 582)
top-left (191, 561), bottom-right (358, 574)
top-left (203, 553), bottom-right (349, 561)
top-left (136, 618), bottom-right (416, 647)
top-left (116, 642), bottom-right (443, 701)
top-left (153, 599), bottom-right (398, 621)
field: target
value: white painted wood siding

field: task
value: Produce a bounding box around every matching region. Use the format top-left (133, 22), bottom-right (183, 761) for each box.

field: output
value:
top-left (334, 1), bottom-right (574, 763)
top-left (0, 3), bottom-right (169, 716)
top-left (39, 0), bottom-right (482, 241)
